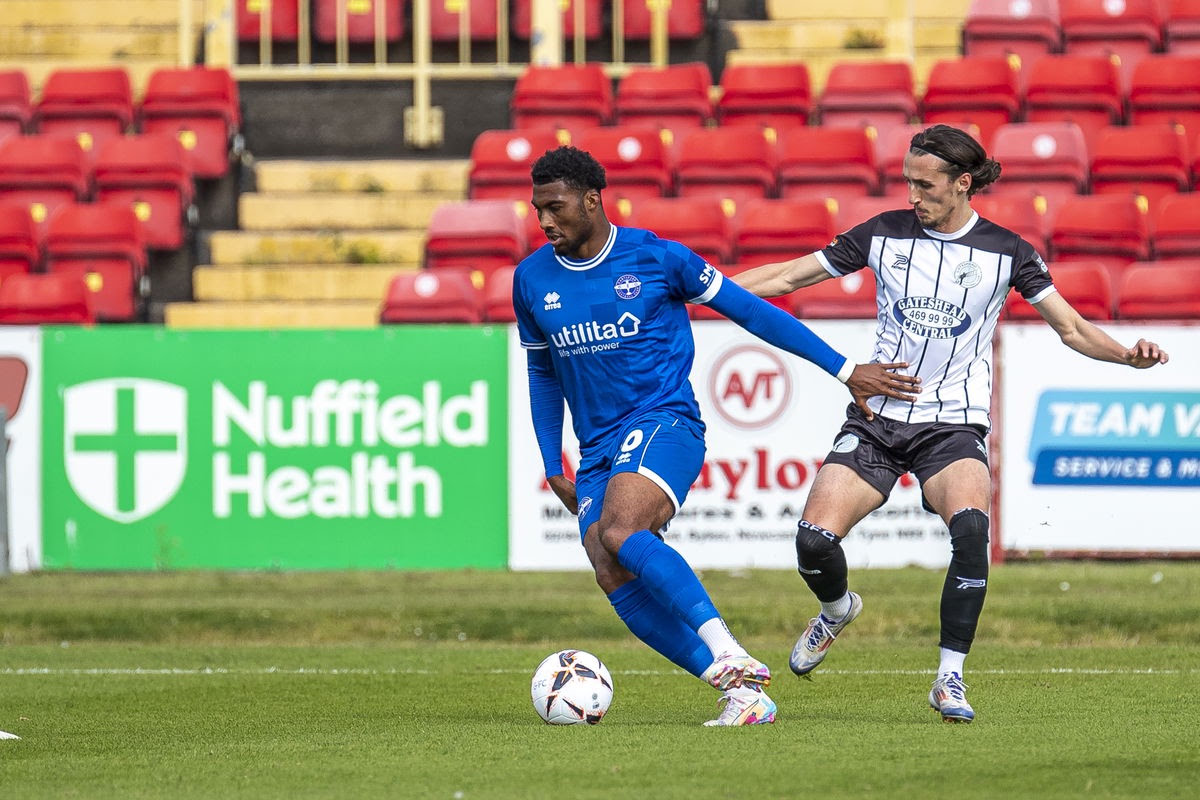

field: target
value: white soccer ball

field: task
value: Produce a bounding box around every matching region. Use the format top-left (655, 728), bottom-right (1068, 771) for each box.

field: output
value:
top-left (530, 649), bottom-right (613, 725)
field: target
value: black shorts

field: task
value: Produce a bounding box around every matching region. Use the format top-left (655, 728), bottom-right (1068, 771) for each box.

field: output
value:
top-left (821, 404), bottom-right (989, 507)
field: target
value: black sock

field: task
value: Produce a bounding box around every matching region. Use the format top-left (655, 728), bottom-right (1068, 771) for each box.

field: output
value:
top-left (939, 509), bottom-right (990, 653)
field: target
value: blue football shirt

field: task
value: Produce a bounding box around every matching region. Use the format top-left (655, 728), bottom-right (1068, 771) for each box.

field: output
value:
top-left (514, 225), bottom-right (721, 456)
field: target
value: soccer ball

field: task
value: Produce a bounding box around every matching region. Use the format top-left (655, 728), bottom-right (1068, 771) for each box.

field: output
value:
top-left (530, 649), bottom-right (613, 725)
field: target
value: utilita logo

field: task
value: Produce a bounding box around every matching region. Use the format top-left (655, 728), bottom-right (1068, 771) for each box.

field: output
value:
top-left (708, 345), bottom-right (792, 430)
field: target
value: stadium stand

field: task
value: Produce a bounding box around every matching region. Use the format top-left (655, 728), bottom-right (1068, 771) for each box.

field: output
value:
top-left (614, 62), bottom-right (714, 130)
top-left (576, 126), bottom-right (674, 201)
top-left (0, 134), bottom-right (90, 236)
top-left (1088, 125), bottom-right (1191, 205)
top-left (920, 55), bottom-right (1021, 147)
top-left (510, 64), bottom-right (612, 130)
top-left (0, 71), bottom-right (30, 146)
top-left (776, 126), bottom-right (878, 202)
top-left (482, 265), bottom-right (517, 323)
top-left (1058, 0), bottom-right (1162, 89)
top-left (380, 269), bottom-right (484, 324)
top-left (1117, 260), bottom-right (1200, 318)
top-left (35, 68), bottom-right (134, 156)
top-left (313, 0), bottom-right (406, 43)
top-left (1049, 194), bottom-right (1151, 284)
top-left (93, 133), bottom-right (195, 251)
top-left (622, 0), bottom-right (706, 39)
top-left (1166, 0), bottom-right (1200, 53)
top-left (815, 61), bottom-right (917, 138)
top-left (1023, 54), bottom-right (1124, 150)
top-left (961, 0), bottom-right (1062, 78)
top-left (972, 193), bottom-right (1049, 252)
top-left (789, 270), bottom-right (878, 319)
top-left (988, 121), bottom-right (1090, 200)
top-left (835, 195), bottom-right (908, 231)
top-left (673, 126), bottom-right (777, 206)
top-left (430, 0), bottom-right (500, 41)
top-left (715, 63), bottom-right (812, 129)
top-left (468, 128), bottom-right (568, 201)
top-left (513, 0), bottom-right (604, 39)
top-left (1128, 55), bottom-right (1200, 136)
top-left (0, 202), bottom-right (39, 281)
top-left (1151, 193), bottom-right (1200, 261)
top-left (733, 197), bottom-right (836, 266)
top-left (0, 272), bottom-right (93, 324)
top-left (425, 199), bottom-right (525, 275)
top-left (1003, 261), bottom-right (1114, 320)
top-left (44, 201), bottom-right (146, 321)
top-left (237, 0), bottom-right (301, 42)
top-left (139, 67), bottom-right (242, 179)
top-left (625, 196), bottom-right (733, 265)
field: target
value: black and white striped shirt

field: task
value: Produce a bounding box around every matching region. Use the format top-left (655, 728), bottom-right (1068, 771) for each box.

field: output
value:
top-left (817, 209), bottom-right (1055, 429)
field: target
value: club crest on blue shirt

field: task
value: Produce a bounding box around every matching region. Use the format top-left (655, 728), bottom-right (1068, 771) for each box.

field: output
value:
top-left (614, 274), bottom-right (641, 299)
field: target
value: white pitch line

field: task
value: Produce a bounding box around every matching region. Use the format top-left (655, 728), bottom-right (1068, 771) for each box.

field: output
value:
top-left (0, 667), bottom-right (1197, 677)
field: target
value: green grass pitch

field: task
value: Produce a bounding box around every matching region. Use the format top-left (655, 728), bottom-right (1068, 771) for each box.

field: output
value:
top-left (1, 563), bottom-right (1198, 799)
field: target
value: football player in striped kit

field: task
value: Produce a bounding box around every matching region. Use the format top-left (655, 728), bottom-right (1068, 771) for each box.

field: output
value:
top-left (735, 124), bottom-right (1168, 723)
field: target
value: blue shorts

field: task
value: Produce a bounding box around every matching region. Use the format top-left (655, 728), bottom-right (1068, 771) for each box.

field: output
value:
top-left (574, 412), bottom-right (706, 541)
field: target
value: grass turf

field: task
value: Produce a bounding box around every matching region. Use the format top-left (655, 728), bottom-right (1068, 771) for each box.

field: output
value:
top-left (1, 563), bottom-right (1198, 799)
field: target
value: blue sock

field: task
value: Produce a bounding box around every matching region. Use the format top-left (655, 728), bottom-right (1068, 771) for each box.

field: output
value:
top-left (616, 529), bottom-right (721, 631)
top-left (608, 579), bottom-right (712, 678)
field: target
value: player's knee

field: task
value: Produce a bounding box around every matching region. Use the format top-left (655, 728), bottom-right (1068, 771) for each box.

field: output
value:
top-left (949, 508), bottom-right (989, 551)
top-left (795, 520), bottom-right (842, 567)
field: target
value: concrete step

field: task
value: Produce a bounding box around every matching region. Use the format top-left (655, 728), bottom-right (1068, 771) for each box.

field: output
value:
top-left (0, 27), bottom-right (188, 61)
top-left (193, 264), bottom-right (413, 302)
top-left (723, 50), bottom-right (949, 95)
top-left (766, 0), bottom-right (969, 21)
top-left (727, 21), bottom-right (867, 53)
top-left (0, 0), bottom-right (202, 28)
top-left (238, 192), bottom-right (453, 231)
top-left (254, 159), bottom-right (471, 195)
top-left (208, 230), bottom-right (426, 267)
top-left (164, 301), bottom-right (382, 329)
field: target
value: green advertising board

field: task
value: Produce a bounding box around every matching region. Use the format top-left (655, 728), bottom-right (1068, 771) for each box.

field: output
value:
top-left (42, 326), bottom-right (508, 569)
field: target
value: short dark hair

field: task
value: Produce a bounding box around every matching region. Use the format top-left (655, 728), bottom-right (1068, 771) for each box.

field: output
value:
top-left (530, 146), bottom-right (607, 192)
top-left (909, 124), bottom-right (1002, 197)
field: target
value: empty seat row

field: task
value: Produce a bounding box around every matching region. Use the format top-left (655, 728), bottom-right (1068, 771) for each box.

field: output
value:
top-left (0, 66), bottom-right (240, 179)
top-left (0, 134), bottom-right (196, 250)
top-left (469, 122), bottom-right (1200, 211)
top-left (377, 260), bottom-right (1200, 323)
top-left (237, 0), bottom-right (705, 44)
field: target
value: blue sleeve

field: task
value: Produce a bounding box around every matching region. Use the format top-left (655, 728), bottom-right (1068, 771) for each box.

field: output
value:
top-left (527, 347), bottom-right (565, 478)
top-left (706, 276), bottom-right (851, 379)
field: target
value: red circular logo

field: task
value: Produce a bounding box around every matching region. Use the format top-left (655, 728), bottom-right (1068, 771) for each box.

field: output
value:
top-left (708, 345), bottom-right (793, 430)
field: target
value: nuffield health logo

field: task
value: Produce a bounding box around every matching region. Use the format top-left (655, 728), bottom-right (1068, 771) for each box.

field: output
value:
top-left (64, 379), bottom-right (188, 523)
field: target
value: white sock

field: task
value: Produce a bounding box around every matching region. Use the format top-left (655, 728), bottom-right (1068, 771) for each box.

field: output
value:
top-left (938, 647), bottom-right (966, 677)
top-left (697, 617), bottom-right (746, 659)
top-left (820, 592), bottom-right (853, 621)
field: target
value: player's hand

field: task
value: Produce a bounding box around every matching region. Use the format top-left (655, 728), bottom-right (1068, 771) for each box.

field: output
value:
top-left (547, 474), bottom-right (579, 515)
top-left (847, 362), bottom-right (921, 421)
top-left (1124, 338), bottom-right (1169, 369)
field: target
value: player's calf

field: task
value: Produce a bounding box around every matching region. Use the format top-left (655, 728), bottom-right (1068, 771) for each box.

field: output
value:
top-left (939, 508), bottom-right (989, 653)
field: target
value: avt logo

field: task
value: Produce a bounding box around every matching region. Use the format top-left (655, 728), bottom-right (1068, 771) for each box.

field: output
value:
top-left (708, 345), bottom-right (792, 430)
top-left (63, 379), bottom-right (187, 523)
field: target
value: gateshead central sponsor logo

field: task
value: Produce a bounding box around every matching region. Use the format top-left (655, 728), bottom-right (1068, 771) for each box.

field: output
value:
top-left (891, 296), bottom-right (971, 339)
top-left (708, 345), bottom-right (792, 430)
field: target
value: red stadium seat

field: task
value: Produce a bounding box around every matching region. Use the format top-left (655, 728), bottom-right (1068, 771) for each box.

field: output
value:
top-left (1166, 0), bottom-right (1200, 53)
top-left (1003, 261), bottom-right (1113, 319)
top-left (483, 265), bottom-right (517, 322)
top-left (674, 126), bottom-right (776, 206)
top-left (615, 62), bottom-right (713, 131)
top-left (789, 270), bottom-right (878, 319)
top-left (313, 0), bottom-right (405, 42)
top-left (237, 0), bottom-right (300, 42)
top-left (733, 198), bottom-right (835, 266)
top-left (513, 0), bottom-right (603, 39)
top-left (0, 134), bottom-right (90, 235)
top-left (44, 202), bottom-right (147, 322)
top-left (425, 200), bottom-right (526, 274)
top-left (1050, 194), bottom-right (1150, 284)
top-left (1024, 55), bottom-right (1125, 150)
top-left (962, 0), bottom-right (1061, 81)
top-left (1128, 55), bottom-right (1200, 136)
top-left (877, 122), bottom-right (982, 198)
top-left (140, 68), bottom-right (241, 179)
top-left (776, 126), bottom-right (878, 202)
top-left (816, 61), bottom-right (917, 140)
top-left (1089, 125), bottom-right (1191, 205)
top-left (921, 56), bottom-right (1021, 148)
top-left (468, 128), bottom-right (566, 200)
top-left (431, 0), bottom-right (500, 40)
top-left (93, 134), bottom-right (194, 251)
top-left (988, 121), bottom-right (1090, 201)
top-left (511, 64), bottom-right (612, 130)
top-left (688, 264), bottom-right (790, 320)
top-left (973, 193), bottom-right (1049, 252)
top-left (576, 125), bottom-right (673, 200)
top-left (836, 196), bottom-right (909, 231)
top-left (622, 0), bottom-right (705, 39)
top-left (380, 269), bottom-right (484, 323)
top-left (1059, 0), bottom-right (1162, 89)
top-left (0, 70), bottom-right (30, 145)
top-left (1117, 260), bottom-right (1200, 318)
top-left (626, 196), bottom-right (733, 265)
top-left (35, 68), bottom-right (133, 155)
top-left (716, 63), bottom-right (811, 129)
top-left (0, 272), bottom-right (93, 324)
top-left (1151, 193), bottom-right (1200, 260)
top-left (0, 203), bottom-right (39, 280)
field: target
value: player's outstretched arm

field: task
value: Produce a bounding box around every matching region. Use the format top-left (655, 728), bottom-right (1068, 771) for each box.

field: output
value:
top-left (526, 349), bottom-right (579, 513)
top-left (733, 253), bottom-right (832, 298)
top-left (1035, 292), bottom-right (1170, 368)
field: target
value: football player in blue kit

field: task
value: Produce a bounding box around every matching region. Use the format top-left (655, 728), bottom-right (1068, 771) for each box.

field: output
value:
top-left (513, 146), bottom-right (921, 726)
